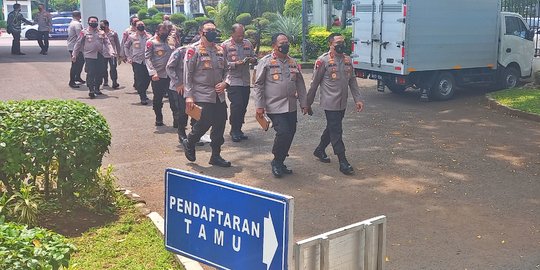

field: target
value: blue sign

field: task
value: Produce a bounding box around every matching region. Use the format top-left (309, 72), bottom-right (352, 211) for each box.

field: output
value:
top-left (164, 169), bottom-right (293, 270)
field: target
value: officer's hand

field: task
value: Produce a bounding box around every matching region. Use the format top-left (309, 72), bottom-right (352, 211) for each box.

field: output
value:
top-left (301, 107), bottom-right (310, 115)
top-left (256, 108), bottom-right (265, 118)
top-left (356, 101), bottom-right (364, 112)
top-left (71, 56), bottom-right (76, 63)
top-left (235, 60), bottom-right (244, 66)
top-left (307, 106), bottom-right (313, 116)
top-left (248, 57), bottom-right (258, 64)
top-left (152, 74), bottom-right (160, 81)
top-left (215, 82), bottom-right (226, 94)
top-left (127, 59), bottom-right (132, 64)
top-left (185, 97), bottom-right (195, 112)
top-left (123, 57), bottom-right (128, 63)
top-left (176, 85), bottom-right (184, 95)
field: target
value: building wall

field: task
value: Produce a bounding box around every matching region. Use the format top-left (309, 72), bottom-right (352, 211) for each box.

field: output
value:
top-left (80, 0), bottom-right (129, 34)
top-left (3, 0), bottom-right (32, 21)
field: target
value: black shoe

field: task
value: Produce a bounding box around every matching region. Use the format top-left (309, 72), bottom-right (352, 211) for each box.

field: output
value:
top-left (339, 162), bottom-right (354, 175)
top-left (196, 141), bottom-right (205, 146)
top-left (69, 83), bottom-right (80, 88)
top-left (182, 139), bottom-right (196, 162)
top-left (239, 132), bottom-right (248, 140)
top-left (112, 82), bottom-right (120, 89)
top-left (42, 51), bottom-right (48, 55)
top-left (280, 164), bottom-right (293, 174)
top-left (77, 79), bottom-right (86, 84)
top-left (155, 121), bottom-right (164, 126)
top-left (12, 52), bottom-right (26, 55)
top-left (313, 147), bottom-right (331, 163)
top-left (178, 129), bottom-right (187, 142)
top-left (95, 90), bottom-right (103, 95)
top-left (103, 82), bottom-right (109, 87)
top-left (89, 92), bottom-right (95, 99)
top-left (271, 160), bottom-right (283, 178)
top-left (230, 132), bottom-right (242, 142)
top-left (141, 100), bottom-right (148, 105)
top-left (209, 155), bottom-right (231, 167)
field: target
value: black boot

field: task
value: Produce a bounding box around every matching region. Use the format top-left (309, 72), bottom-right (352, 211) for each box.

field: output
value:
top-left (182, 139), bottom-right (196, 162)
top-left (337, 153), bottom-right (354, 175)
top-left (209, 148), bottom-right (231, 167)
top-left (280, 163), bottom-right (293, 174)
top-left (271, 160), bottom-right (283, 178)
top-left (230, 129), bottom-right (242, 142)
top-left (155, 109), bottom-right (164, 126)
top-left (112, 80), bottom-right (120, 89)
top-left (178, 126), bottom-right (187, 142)
top-left (313, 146), bottom-right (331, 163)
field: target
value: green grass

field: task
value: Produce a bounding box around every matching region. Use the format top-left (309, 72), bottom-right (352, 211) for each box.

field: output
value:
top-left (490, 88), bottom-right (540, 115)
top-left (68, 197), bottom-right (184, 270)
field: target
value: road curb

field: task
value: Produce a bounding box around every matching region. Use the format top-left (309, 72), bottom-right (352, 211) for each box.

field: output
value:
top-left (485, 95), bottom-right (540, 122)
top-left (121, 189), bottom-right (204, 270)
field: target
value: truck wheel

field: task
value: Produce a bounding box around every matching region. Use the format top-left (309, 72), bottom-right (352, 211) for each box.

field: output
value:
top-left (499, 67), bottom-right (519, 89)
top-left (430, 72), bottom-right (456, 101)
top-left (386, 82), bottom-right (407, 94)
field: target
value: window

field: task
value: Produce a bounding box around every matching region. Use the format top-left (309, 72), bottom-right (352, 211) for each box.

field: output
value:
top-left (506, 16), bottom-right (528, 39)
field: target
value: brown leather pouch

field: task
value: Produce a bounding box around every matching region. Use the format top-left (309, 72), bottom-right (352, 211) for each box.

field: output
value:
top-left (186, 105), bottom-right (202, 121)
top-left (256, 114), bottom-right (271, 131)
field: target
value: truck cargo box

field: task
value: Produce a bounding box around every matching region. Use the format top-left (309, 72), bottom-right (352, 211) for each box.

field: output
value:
top-left (352, 0), bottom-right (501, 75)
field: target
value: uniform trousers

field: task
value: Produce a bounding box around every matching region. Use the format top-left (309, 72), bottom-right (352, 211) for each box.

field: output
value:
top-left (187, 98), bottom-right (227, 152)
top-left (151, 77), bottom-right (171, 120)
top-left (37, 31), bottom-right (49, 52)
top-left (131, 62), bottom-right (150, 101)
top-left (11, 31), bottom-right (21, 54)
top-left (267, 111), bottom-right (298, 162)
top-left (319, 110), bottom-right (346, 155)
top-left (68, 50), bottom-right (85, 83)
top-left (85, 53), bottom-right (104, 92)
top-left (168, 90), bottom-right (189, 131)
top-left (226, 85), bottom-right (250, 134)
top-left (101, 57), bottom-right (118, 84)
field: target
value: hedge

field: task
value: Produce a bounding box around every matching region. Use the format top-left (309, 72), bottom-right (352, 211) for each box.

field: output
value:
top-left (307, 26), bottom-right (353, 58)
top-left (0, 100), bottom-right (111, 204)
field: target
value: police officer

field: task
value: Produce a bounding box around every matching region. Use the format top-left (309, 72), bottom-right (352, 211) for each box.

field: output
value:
top-left (254, 33), bottom-right (309, 178)
top-left (182, 20), bottom-right (231, 167)
top-left (6, 3), bottom-right (34, 55)
top-left (166, 45), bottom-right (190, 141)
top-left (121, 17), bottom-right (139, 61)
top-left (124, 21), bottom-right (152, 105)
top-left (221, 24), bottom-right (256, 142)
top-left (145, 23), bottom-right (175, 126)
top-left (100, 20), bottom-right (121, 89)
top-left (72, 16), bottom-right (115, 98)
top-left (67, 11), bottom-right (85, 88)
top-left (35, 4), bottom-right (52, 55)
top-left (307, 33), bottom-right (364, 175)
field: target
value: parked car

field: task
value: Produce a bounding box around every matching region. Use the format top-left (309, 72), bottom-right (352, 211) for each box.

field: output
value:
top-left (20, 17), bottom-right (71, 40)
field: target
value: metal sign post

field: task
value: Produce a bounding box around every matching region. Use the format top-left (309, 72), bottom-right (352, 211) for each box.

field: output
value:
top-left (164, 169), bottom-right (294, 270)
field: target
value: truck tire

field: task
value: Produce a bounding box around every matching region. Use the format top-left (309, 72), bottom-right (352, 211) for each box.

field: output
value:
top-left (430, 72), bottom-right (456, 101)
top-left (499, 67), bottom-right (519, 89)
top-left (386, 82), bottom-right (407, 94)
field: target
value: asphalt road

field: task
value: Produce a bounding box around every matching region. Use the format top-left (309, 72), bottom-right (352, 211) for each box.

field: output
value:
top-left (1, 38), bottom-right (539, 270)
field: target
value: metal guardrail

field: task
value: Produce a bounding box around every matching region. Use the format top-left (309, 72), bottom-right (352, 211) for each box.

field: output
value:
top-left (294, 216), bottom-right (387, 270)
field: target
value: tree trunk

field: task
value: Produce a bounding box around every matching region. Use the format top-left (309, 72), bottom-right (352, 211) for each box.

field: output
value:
top-left (341, 0), bottom-right (349, 30)
top-left (326, 0), bottom-right (333, 31)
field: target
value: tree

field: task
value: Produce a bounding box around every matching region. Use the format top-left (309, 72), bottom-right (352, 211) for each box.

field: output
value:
top-left (48, 0), bottom-right (79, 11)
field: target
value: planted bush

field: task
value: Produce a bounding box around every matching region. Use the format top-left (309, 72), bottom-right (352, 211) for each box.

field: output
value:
top-left (0, 100), bottom-right (111, 205)
top-left (170, 13), bottom-right (187, 26)
top-left (284, 0), bottom-right (302, 17)
top-left (236, 13), bottom-right (252, 26)
top-left (0, 221), bottom-right (76, 270)
top-left (308, 26), bottom-right (353, 58)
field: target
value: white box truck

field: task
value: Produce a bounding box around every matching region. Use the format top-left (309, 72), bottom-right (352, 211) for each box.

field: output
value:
top-left (350, 0), bottom-right (535, 100)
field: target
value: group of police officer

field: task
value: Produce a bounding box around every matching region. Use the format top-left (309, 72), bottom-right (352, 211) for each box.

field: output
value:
top-left (71, 15), bottom-right (364, 177)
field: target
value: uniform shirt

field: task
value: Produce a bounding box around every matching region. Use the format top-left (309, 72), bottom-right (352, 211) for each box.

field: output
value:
top-left (35, 11), bottom-right (52, 32)
top-left (145, 36), bottom-right (174, 78)
top-left (307, 52), bottom-right (362, 111)
top-left (254, 52), bottom-right (308, 114)
top-left (7, 10), bottom-right (33, 33)
top-left (72, 28), bottom-right (115, 59)
top-left (120, 26), bottom-right (137, 58)
top-left (102, 30), bottom-right (121, 58)
top-left (184, 41), bottom-right (228, 103)
top-left (166, 46), bottom-right (188, 90)
top-left (124, 31), bottom-right (152, 64)
top-left (221, 38), bottom-right (255, 87)
top-left (67, 19), bottom-right (83, 51)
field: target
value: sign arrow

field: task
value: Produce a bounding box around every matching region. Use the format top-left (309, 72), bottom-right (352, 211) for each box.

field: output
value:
top-left (263, 212), bottom-right (278, 270)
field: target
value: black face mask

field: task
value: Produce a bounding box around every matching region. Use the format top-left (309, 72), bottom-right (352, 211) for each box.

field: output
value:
top-left (334, 44), bottom-right (345, 54)
top-left (204, 31), bottom-right (218, 43)
top-left (89, 22), bottom-right (98, 28)
top-left (278, 44), bottom-right (290, 55)
top-left (137, 25), bottom-right (145, 31)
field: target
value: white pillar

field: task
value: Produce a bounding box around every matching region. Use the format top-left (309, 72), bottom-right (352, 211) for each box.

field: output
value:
top-left (80, 0), bottom-right (129, 33)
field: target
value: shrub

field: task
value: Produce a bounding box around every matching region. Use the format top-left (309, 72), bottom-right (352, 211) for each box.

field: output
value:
top-left (208, 10), bottom-right (218, 20)
top-left (153, 12), bottom-right (165, 22)
top-left (0, 100), bottom-right (111, 205)
top-left (183, 20), bottom-right (199, 33)
top-left (266, 13), bottom-right (302, 45)
top-left (284, 0), bottom-right (302, 17)
top-left (260, 37), bottom-right (272, 46)
top-left (129, 6), bottom-right (141, 15)
top-left (245, 24), bottom-right (257, 31)
top-left (0, 20), bottom-right (7, 29)
top-left (137, 9), bottom-right (148, 20)
top-left (308, 26), bottom-right (353, 58)
top-left (236, 13), bottom-right (252, 26)
top-left (194, 16), bottom-right (210, 25)
top-left (170, 13), bottom-right (187, 26)
top-left (148, 6), bottom-right (159, 17)
top-left (143, 18), bottom-right (161, 34)
top-left (262, 12), bottom-right (279, 22)
top-left (0, 221), bottom-right (76, 270)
